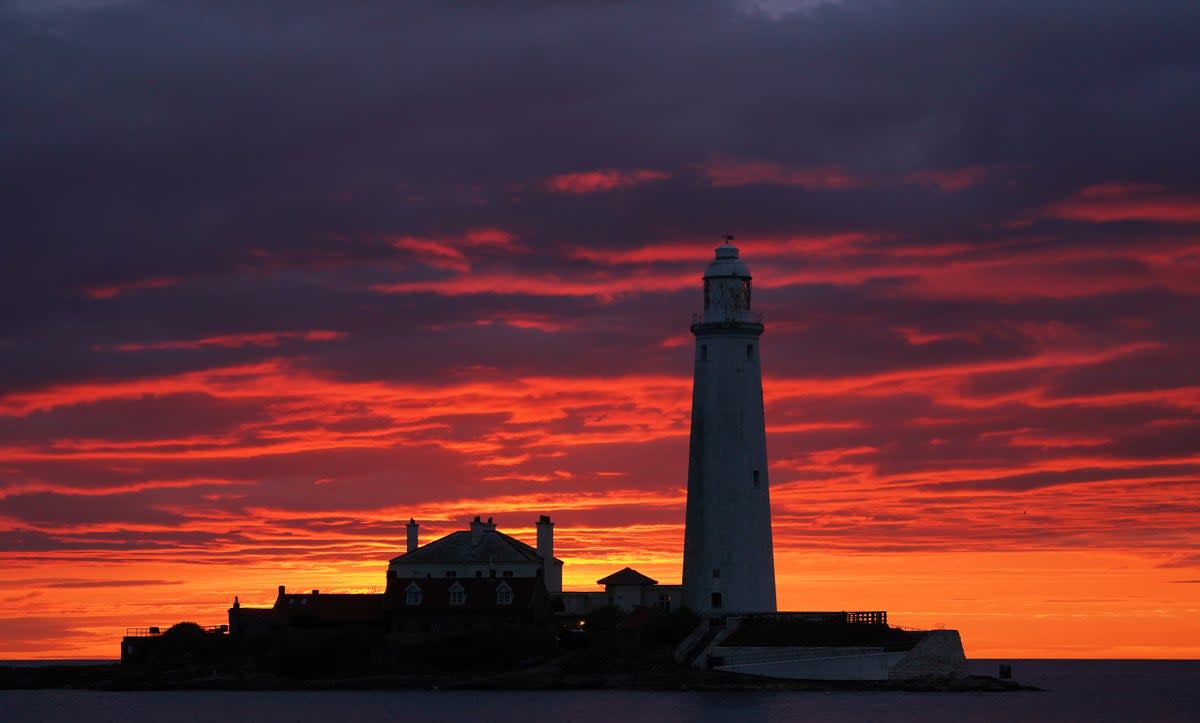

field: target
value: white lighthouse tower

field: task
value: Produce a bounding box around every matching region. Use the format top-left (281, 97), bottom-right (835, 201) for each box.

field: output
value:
top-left (681, 237), bottom-right (777, 615)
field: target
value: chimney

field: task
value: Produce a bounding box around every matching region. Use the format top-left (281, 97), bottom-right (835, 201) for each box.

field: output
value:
top-left (311, 589), bottom-right (319, 596)
top-left (537, 515), bottom-right (561, 593)
top-left (406, 518), bottom-right (419, 553)
top-left (277, 584), bottom-right (285, 598)
top-left (232, 596), bottom-right (240, 609)
top-left (469, 515), bottom-right (497, 544)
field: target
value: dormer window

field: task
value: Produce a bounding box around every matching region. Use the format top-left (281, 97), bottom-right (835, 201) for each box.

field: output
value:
top-left (405, 582), bottom-right (423, 606)
top-left (449, 581), bottom-right (466, 606)
top-left (496, 582), bottom-right (513, 606)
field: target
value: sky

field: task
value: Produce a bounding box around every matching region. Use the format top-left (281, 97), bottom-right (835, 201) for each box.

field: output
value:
top-left (1, 0), bottom-right (1198, 660)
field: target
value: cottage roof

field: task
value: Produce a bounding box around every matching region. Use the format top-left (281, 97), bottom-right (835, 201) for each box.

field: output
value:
top-left (273, 592), bottom-right (384, 623)
top-left (390, 529), bottom-right (561, 565)
top-left (597, 567), bottom-right (659, 587)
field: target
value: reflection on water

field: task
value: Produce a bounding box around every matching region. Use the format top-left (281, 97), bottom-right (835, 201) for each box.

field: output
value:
top-left (3, 660), bottom-right (1197, 723)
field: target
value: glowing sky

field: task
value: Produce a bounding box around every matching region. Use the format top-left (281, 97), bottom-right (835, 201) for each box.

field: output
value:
top-left (2, 0), bottom-right (1198, 659)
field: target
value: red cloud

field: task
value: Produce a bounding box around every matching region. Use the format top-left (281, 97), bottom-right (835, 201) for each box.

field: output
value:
top-left (904, 166), bottom-right (995, 191)
top-left (9, 243), bottom-right (1200, 660)
top-left (387, 236), bottom-right (469, 271)
top-left (463, 228), bottom-right (525, 251)
top-left (385, 228), bottom-right (525, 272)
top-left (1044, 183), bottom-right (1200, 224)
top-left (570, 232), bottom-right (870, 265)
top-left (544, 169), bottom-right (670, 193)
top-left (700, 157), bottom-right (864, 189)
top-left (85, 276), bottom-right (177, 300)
top-left (372, 268), bottom-right (698, 301)
top-left (95, 330), bottom-right (346, 352)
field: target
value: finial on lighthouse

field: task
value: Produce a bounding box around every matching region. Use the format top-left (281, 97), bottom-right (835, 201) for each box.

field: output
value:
top-left (716, 234), bottom-right (739, 260)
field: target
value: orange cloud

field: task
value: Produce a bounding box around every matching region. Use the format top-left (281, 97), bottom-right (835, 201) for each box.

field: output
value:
top-left (4, 276), bottom-right (1199, 660)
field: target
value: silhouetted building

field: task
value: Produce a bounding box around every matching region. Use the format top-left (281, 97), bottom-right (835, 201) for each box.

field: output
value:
top-left (387, 515), bottom-right (562, 593)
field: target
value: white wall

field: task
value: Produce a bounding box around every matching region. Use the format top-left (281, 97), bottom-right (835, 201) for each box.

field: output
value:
top-left (388, 561), bottom-right (540, 579)
top-left (682, 328), bottom-right (777, 615)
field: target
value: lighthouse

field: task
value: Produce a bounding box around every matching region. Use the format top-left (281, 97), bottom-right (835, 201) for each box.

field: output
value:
top-left (681, 238), bottom-right (777, 615)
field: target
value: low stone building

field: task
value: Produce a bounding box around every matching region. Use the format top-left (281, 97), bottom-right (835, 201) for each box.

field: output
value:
top-left (558, 567), bottom-right (681, 616)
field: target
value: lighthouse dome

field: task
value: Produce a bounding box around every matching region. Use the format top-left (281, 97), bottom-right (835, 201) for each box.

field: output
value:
top-left (703, 242), bottom-right (751, 280)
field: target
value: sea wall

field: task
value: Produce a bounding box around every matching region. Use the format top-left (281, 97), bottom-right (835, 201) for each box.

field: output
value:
top-left (709, 646), bottom-right (905, 680)
top-left (886, 629), bottom-right (967, 680)
top-left (707, 629), bottom-right (968, 681)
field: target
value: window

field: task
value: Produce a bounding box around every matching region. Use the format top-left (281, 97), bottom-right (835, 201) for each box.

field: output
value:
top-left (475, 570), bottom-right (483, 578)
top-left (502, 570), bottom-right (514, 578)
top-left (753, 469), bottom-right (760, 488)
top-left (497, 582), bottom-right (513, 606)
top-left (444, 570), bottom-right (457, 578)
top-left (489, 569), bottom-right (497, 578)
top-left (711, 592), bottom-right (723, 609)
top-left (405, 583), bottom-right (423, 606)
top-left (449, 582), bottom-right (466, 606)
top-left (712, 568), bottom-right (720, 579)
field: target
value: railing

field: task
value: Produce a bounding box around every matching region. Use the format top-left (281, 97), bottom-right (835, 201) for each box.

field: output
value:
top-left (124, 625), bottom-right (228, 637)
top-left (846, 611), bottom-right (887, 625)
top-left (738, 611), bottom-right (889, 626)
top-left (690, 311), bottom-right (765, 325)
top-left (124, 627), bottom-right (161, 637)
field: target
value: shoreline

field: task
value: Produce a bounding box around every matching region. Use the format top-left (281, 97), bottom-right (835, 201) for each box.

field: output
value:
top-left (0, 663), bottom-right (1037, 693)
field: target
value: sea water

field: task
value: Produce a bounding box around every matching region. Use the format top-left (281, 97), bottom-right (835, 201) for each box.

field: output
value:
top-left (2, 660), bottom-right (1197, 722)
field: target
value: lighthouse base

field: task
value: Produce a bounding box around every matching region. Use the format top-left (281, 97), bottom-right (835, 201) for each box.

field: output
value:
top-left (680, 613), bottom-right (968, 681)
